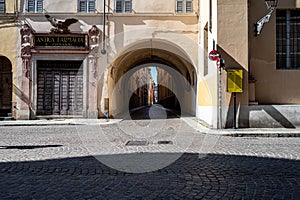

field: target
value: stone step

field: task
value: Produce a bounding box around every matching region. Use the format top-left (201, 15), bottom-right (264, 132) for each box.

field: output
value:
top-left (0, 110), bottom-right (11, 117)
top-left (0, 117), bottom-right (14, 121)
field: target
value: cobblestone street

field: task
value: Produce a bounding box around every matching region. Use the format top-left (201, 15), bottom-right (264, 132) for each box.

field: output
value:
top-left (1, 0), bottom-right (300, 199)
top-left (0, 118), bottom-right (299, 199)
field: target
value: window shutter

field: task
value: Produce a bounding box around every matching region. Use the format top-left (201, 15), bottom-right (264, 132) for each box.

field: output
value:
top-left (186, 1), bottom-right (192, 12)
top-left (88, 0), bottom-right (95, 13)
top-left (116, 0), bottom-right (122, 13)
top-left (27, 0), bottom-right (35, 12)
top-left (276, 10), bottom-right (287, 69)
top-left (36, 0), bottom-right (43, 12)
top-left (0, 0), bottom-right (5, 13)
top-left (124, 0), bottom-right (132, 13)
top-left (79, 0), bottom-right (87, 12)
top-left (176, 0), bottom-right (183, 12)
top-left (288, 10), bottom-right (300, 68)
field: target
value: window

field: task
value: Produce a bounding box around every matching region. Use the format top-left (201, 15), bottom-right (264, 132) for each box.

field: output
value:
top-left (186, 1), bottom-right (192, 12)
top-left (0, 0), bottom-right (5, 13)
top-left (176, 0), bottom-right (193, 13)
top-left (116, 1), bottom-right (122, 13)
top-left (26, 0), bottom-right (43, 13)
top-left (115, 0), bottom-right (132, 13)
top-left (78, 0), bottom-right (95, 13)
top-left (277, 10), bottom-right (300, 69)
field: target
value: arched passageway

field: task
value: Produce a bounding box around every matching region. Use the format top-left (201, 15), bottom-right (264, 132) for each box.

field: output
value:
top-left (0, 56), bottom-right (12, 117)
top-left (108, 40), bottom-right (197, 119)
top-left (127, 65), bottom-right (182, 119)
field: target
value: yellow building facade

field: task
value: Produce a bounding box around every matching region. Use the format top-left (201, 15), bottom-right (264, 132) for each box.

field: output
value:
top-left (0, 0), bottom-right (18, 119)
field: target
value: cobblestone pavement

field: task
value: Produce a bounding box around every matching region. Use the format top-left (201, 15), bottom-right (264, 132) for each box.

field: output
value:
top-left (0, 119), bottom-right (299, 199)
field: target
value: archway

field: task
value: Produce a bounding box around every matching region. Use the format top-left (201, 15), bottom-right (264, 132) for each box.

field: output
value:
top-left (0, 56), bottom-right (12, 117)
top-left (108, 40), bottom-right (197, 119)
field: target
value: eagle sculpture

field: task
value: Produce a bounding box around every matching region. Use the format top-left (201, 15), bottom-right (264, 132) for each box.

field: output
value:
top-left (45, 14), bottom-right (78, 34)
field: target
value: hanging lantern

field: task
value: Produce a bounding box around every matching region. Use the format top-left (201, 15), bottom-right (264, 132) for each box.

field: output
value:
top-left (265, 0), bottom-right (278, 10)
top-left (255, 0), bottom-right (279, 36)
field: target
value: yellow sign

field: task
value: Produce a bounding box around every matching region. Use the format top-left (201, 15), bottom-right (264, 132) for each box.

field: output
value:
top-left (227, 69), bottom-right (243, 93)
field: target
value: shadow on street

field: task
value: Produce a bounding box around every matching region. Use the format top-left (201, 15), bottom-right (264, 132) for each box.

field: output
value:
top-left (0, 153), bottom-right (299, 199)
top-left (127, 104), bottom-right (181, 120)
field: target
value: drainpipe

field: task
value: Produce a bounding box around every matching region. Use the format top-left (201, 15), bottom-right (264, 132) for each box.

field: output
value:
top-left (286, 10), bottom-right (291, 68)
top-left (101, 0), bottom-right (107, 54)
top-left (248, 0), bottom-right (251, 78)
top-left (14, 0), bottom-right (17, 20)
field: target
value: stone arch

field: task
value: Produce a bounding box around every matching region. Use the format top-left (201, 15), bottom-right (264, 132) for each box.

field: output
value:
top-left (107, 39), bottom-right (197, 117)
top-left (110, 39), bottom-right (196, 83)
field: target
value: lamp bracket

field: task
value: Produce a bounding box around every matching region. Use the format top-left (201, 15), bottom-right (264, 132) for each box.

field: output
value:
top-left (255, 0), bottom-right (279, 36)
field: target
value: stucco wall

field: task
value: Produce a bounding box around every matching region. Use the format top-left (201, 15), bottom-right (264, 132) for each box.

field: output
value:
top-left (0, 25), bottom-right (18, 103)
top-left (215, 0), bottom-right (249, 128)
top-left (133, 0), bottom-right (198, 13)
top-left (279, 0), bottom-right (300, 8)
top-left (43, 0), bottom-right (77, 12)
top-left (6, 0), bottom-right (17, 13)
top-left (19, 0), bottom-right (199, 118)
top-left (217, 0), bottom-right (249, 105)
top-left (21, 0), bottom-right (198, 14)
top-left (133, 0), bottom-right (175, 13)
top-left (196, 0), bottom-right (218, 127)
top-left (108, 16), bottom-right (198, 65)
top-left (0, 27), bottom-right (18, 61)
top-left (250, 0), bottom-right (300, 104)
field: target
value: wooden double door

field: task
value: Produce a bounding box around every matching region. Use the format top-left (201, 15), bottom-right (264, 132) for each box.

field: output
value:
top-left (37, 61), bottom-right (83, 116)
top-left (0, 56), bottom-right (12, 115)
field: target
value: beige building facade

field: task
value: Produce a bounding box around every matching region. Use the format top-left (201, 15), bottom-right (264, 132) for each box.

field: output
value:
top-left (246, 0), bottom-right (300, 128)
top-left (8, 0), bottom-right (197, 120)
top-left (1, 0), bottom-right (300, 128)
top-left (197, 0), bottom-right (300, 128)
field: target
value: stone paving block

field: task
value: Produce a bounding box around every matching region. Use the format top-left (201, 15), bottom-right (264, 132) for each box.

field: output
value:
top-left (0, 122), bottom-right (299, 199)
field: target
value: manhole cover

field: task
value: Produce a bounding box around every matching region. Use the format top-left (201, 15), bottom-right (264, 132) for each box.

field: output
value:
top-left (157, 141), bottom-right (173, 145)
top-left (126, 141), bottom-right (148, 146)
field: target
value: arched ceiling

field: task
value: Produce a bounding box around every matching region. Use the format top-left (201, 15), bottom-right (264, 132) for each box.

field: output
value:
top-left (109, 39), bottom-right (196, 83)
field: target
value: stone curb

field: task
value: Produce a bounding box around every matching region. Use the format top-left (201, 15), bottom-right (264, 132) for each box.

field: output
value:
top-left (217, 132), bottom-right (300, 137)
top-left (0, 119), bottom-right (122, 126)
top-left (181, 117), bottom-right (300, 137)
top-left (1, 117), bottom-right (300, 137)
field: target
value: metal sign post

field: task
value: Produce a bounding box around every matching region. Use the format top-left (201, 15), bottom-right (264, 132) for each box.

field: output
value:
top-left (233, 92), bottom-right (237, 129)
top-left (101, 0), bottom-right (107, 54)
top-left (218, 66), bottom-right (222, 129)
top-left (209, 50), bottom-right (224, 129)
top-left (227, 69), bottom-right (243, 129)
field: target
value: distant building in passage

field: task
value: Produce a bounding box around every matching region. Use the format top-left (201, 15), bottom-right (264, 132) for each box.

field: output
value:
top-left (129, 67), bottom-right (154, 109)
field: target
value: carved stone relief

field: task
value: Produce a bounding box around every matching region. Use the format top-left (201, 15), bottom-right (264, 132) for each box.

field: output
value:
top-left (20, 24), bottom-right (33, 79)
